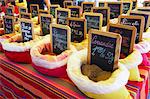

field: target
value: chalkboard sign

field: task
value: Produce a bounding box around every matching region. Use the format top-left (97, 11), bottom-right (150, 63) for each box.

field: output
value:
top-left (56, 8), bottom-right (70, 25)
top-left (143, 1), bottom-right (150, 7)
top-left (67, 17), bottom-right (86, 43)
top-left (68, 6), bottom-right (81, 18)
top-left (118, 15), bottom-right (145, 44)
top-left (3, 16), bottom-right (14, 34)
top-left (49, 5), bottom-right (60, 18)
top-left (137, 7), bottom-right (150, 12)
top-left (130, 11), bottom-right (150, 32)
top-left (107, 23), bottom-right (136, 59)
top-left (39, 10), bottom-right (49, 14)
top-left (99, 2), bottom-right (106, 7)
top-left (6, 6), bottom-right (14, 16)
top-left (132, 0), bottom-right (137, 10)
top-left (19, 0), bottom-right (23, 3)
top-left (82, 2), bottom-right (95, 12)
top-left (1, 0), bottom-right (6, 6)
top-left (106, 2), bottom-right (123, 19)
top-left (40, 14), bottom-right (53, 36)
top-left (63, 1), bottom-right (73, 8)
top-left (20, 12), bottom-right (31, 19)
top-left (30, 4), bottom-right (39, 18)
top-left (50, 24), bottom-right (71, 55)
top-left (20, 19), bottom-right (34, 42)
top-left (122, 1), bottom-right (132, 14)
top-left (19, 7), bottom-right (27, 14)
top-left (92, 7), bottom-right (110, 26)
top-left (83, 12), bottom-right (103, 33)
top-left (88, 29), bottom-right (121, 71)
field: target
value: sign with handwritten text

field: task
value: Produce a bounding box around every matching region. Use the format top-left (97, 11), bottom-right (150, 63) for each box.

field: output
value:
top-left (49, 5), bottom-right (60, 18)
top-left (88, 29), bottom-right (121, 71)
top-left (20, 19), bottom-right (33, 42)
top-left (92, 7), bottom-right (110, 26)
top-left (30, 4), bottom-right (39, 18)
top-left (82, 2), bottom-right (95, 12)
top-left (130, 11), bottom-right (150, 32)
top-left (40, 14), bottom-right (53, 36)
top-left (3, 16), bottom-right (14, 34)
top-left (20, 12), bottom-right (31, 19)
top-left (50, 24), bottom-right (71, 55)
top-left (118, 15), bottom-right (145, 43)
top-left (56, 8), bottom-right (70, 25)
top-left (68, 6), bottom-right (81, 18)
top-left (63, 1), bottom-right (73, 8)
top-left (84, 13), bottom-right (103, 33)
top-left (6, 6), bottom-right (14, 16)
top-left (107, 23), bottom-right (136, 59)
top-left (107, 2), bottom-right (123, 19)
top-left (67, 18), bottom-right (86, 43)
top-left (122, 2), bottom-right (132, 14)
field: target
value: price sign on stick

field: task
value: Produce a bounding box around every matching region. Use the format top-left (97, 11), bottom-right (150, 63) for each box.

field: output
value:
top-left (63, 1), bottom-right (73, 8)
top-left (30, 4), bottom-right (39, 18)
top-left (67, 17), bottom-right (86, 43)
top-left (118, 15), bottom-right (145, 43)
top-left (106, 2), bottom-right (123, 19)
top-left (83, 12), bottom-right (103, 33)
top-left (107, 23), bottom-right (136, 59)
top-left (68, 6), bottom-right (81, 18)
top-left (122, 1), bottom-right (132, 14)
top-left (130, 11), bottom-right (150, 32)
top-left (92, 7), bottom-right (110, 26)
top-left (20, 12), bottom-right (31, 19)
top-left (82, 2), bottom-right (95, 13)
top-left (49, 5), bottom-right (60, 18)
top-left (40, 14), bottom-right (53, 36)
top-left (56, 8), bottom-right (71, 25)
top-left (3, 16), bottom-right (14, 34)
top-left (20, 19), bottom-right (34, 42)
top-left (6, 6), bottom-right (14, 16)
top-left (50, 24), bottom-right (71, 55)
top-left (88, 29), bottom-right (122, 72)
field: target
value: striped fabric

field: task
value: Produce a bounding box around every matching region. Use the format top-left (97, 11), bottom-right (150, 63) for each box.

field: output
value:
top-left (0, 52), bottom-right (149, 98)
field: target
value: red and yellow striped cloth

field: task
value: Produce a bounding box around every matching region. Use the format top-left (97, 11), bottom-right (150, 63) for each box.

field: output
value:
top-left (0, 52), bottom-right (149, 99)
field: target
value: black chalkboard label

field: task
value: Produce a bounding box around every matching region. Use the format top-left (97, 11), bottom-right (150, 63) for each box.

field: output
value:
top-left (130, 11), bottom-right (150, 32)
top-left (99, 2), bottom-right (105, 7)
top-left (30, 4), bottom-right (39, 18)
top-left (82, 2), bottom-right (95, 12)
top-left (137, 7), bottom-right (150, 12)
top-left (132, 0), bottom-right (137, 9)
top-left (68, 6), bottom-right (81, 18)
top-left (3, 16), bottom-right (14, 34)
top-left (50, 24), bottom-right (71, 55)
top-left (67, 18), bottom-right (86, 43)
top-left (40, 14), bottom-right (53, 36)
top-left (107, 2), bottom-right (123, 19)
top-left (92, 7), bottom-right (110, 26)
top-left (49, 5), bottom-right (60, 18)
top-left (19, 7), bottom-right (27, 14)
top-left (88, 29), bottom-right (121, 71)
top-left (143, 1), bottom-right (150, 7)
top-left (119, 15), bottom-right (145, 43)
top-left (20, 19), bottom-right (33, 42)
top-left (19, 0), bottom-right (23, 3)
top-left (6, 7), bottom-right (14, 16)
top-left (1, 0), bottom-right (6, 6)
top-left (107, 23), bottom-right (136, 59)
top-left (63, 1), bottom-right (73, 8)
top-left (56, 8), bottom-right (70, 25)
top-left (20, 12), bottom-right (31, 19)
top-left (123, 2), bottom-right (132, 14)
top-left (84, 13), bottom-right (103, 33)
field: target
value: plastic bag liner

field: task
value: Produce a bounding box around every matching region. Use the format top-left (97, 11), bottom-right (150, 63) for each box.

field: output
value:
top-left (67, 49), bottom-right (131, 99)
top-left (1, 34), bottom-right (42, 63)
top-left (134, 41), bottom-right (150, 66)
top-left (30, 36), bottom-right (77, 78)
